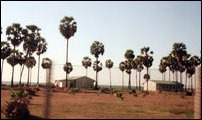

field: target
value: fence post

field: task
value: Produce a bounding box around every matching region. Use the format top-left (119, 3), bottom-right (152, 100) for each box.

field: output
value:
top-left (194, 66), bottom-right (201, 119)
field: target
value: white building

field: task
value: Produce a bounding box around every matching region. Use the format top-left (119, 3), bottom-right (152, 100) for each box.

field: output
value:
top-left (55, 76), bottom-right (95, 88)
top-left (143, 80), bottom-right (184, 92)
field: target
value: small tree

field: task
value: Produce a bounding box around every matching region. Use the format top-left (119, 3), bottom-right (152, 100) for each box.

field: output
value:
top-left (119, 61), bottom-right (125, 89)
top-left (82, 56), bottom-right (92, 77)
top-left (105, 59), bottom-right (113, 89)
top-left (63, 62), bottom-right (73, 88)
top-left (135, 55), bottom-right (144, 90)
top-left (25, 56), bottom-right (36, 86)
top-left (93, 60), bottom-right (102, 89)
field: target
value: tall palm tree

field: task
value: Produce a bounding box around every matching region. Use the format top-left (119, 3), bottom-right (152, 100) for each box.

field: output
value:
top-left (63, 62), bottom-right (73, 88)
top-left (93, 60), bottom-right (102, 89)
top-left (1, 41), bottom-right (11, 85)
top-left (172, 42), bottom-right (187, 84)
top-left (105, 59), bottom-right (114, 89)
top-left (141, 47), bottom-right (153, 92)
top-left (59, 16), bottom-right (77, 87)
top-left (82, 56), bottom-right (92, 77)
top-left (119, 61), bottom-right (126, 89)
top-left (124, 49), bottom-right (135, 90)
top-left (135, 55), bottom-right (144, 90)
top-left (6, 23), bottom-right (26, 87)
top-left (20, 25), bottom-right (40, 84)
top-left (36, 37), bottom-right (47, 85)
top-left (25, 56), bottom-right (36, 86)
top-left (90, 41), bottom-right (104, 89)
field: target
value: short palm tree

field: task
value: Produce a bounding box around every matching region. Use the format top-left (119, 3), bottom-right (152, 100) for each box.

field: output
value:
top-left (90, 41), bottom-right (104, 89)
top-left (82, 56), bottom-right (92, 77)
top-left (124, 49), bottom-right (135, 90)
top-left (1, 41), bottom-right (11, 85)
top-left (119, 61), bottom-right (125, 89)
top-left (63, 62), bottom-right (73, 88)
top-left (25, 56), bottom-right (36, 86)
top-left (41, 58), bottom-right (52, 69)
top-left (135, 55), bottom-right (144, 90)
top-left (105, 59), bottom-right (113, 89)
top-left (141, 47), bottom-right (153, 92)
top-left (36, 37), bottom-right (47, 85)
top-left (59, 16), bottom-right (77, 87)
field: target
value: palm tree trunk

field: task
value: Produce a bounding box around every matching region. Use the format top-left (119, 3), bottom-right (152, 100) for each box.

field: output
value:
top-left (146, 67), bottom-right (149, 92)
top-left (66, 72), bottom-right (68, 88)
top-left (175, 71), bottom-right (178, 82)
top-left (95, 57), bottom-right (98, 89)
top-left (122, 71), bottom-right (124, 89)
top-left (164, 72), bottom-right (166, 81)
top-left (11, 66), bottom-right (14, 87)
top-left (185, 72), bottom-right (187, 91)
top-left (173, 72), bottom-right (174, 81)
top-left (30, 68), bottom-right (32, 86)
top-left (19, 52), bottom-right (29, 84)
top-left (1, 59), bottom-right (4, 86)
top-left (27, 68), bottom-right (30, 86)
top-left (65, 39), bottom-right (69, 88)
top-left (136, 70), bottom-right (138, 89)
top-left (191, 76), bottom-right (193, 93)
top-left (180, 72), bottom-right (182, 83)
top-left (109, 69), bottom-right (111, 89)
top-left (37, 55), bottom-right (40, 85)
top-left (139, 71), bottom-right (141, 90)
top-left (128, 73), bottom-right (131, 90)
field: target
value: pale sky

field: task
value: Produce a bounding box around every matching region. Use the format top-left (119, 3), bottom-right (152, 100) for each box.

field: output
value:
top-left (1, 1), bottom-right (201, 86)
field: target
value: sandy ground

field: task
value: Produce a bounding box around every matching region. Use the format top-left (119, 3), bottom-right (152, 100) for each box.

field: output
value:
top-left (1, 86), bottom-right (194, 119)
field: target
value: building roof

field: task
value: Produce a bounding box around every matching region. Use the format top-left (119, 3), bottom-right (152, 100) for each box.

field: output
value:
top-left (150, 80), bottom-right (183, 85)
top-left (55, 76), bottom-right (95, 82)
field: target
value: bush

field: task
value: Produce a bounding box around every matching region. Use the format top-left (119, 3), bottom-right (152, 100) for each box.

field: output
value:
top-left (3, 87), bottom-right (31, 118)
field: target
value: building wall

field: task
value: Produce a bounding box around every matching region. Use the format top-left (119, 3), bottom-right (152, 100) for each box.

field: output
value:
top-left (144, 81), bottom-right (157, 91)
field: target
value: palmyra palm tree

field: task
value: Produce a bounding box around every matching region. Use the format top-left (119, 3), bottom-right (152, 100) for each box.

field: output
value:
top-left (82, 56), bottom-right (92, 77)
top-left (124, 49), bottom-right (135, 90)
top-left (63, 62), bottom-right (73, 88)
top-left (59, 16), bottom-right (77, 87)
top-left (36, 37), bottom-right (47, 85)
top-left (25, 56), bottom-right (36, 86)
top-left (141, 47), bottom-right (153, 92)
top-left (119, 61), bottom-right (125, 89)
top-left (41, 58), bottom-right (52, 69)
top-left (105, 59), bottom-right (114, 89)
top-left (6, 23), bottom-right (26, 87)
top-left (93, 60), bottom-right (103, 89)
top-left (90, 41), bottom-right (104, 89)
top-left (172, 42), bottom-right (187, 84)
top-left (135, 55), bottom-right (144, 90)
top-left (20, 25), bottom-right (41, 85)
top-left (1, 41), bottom-right (11, 85)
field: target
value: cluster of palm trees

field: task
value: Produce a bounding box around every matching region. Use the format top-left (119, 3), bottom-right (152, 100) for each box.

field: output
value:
top-left (159, 43), bottom-right (201, 93)
top-left (118, 47), bottom-right (153, 91)
top-left (1, 24), bottom-right (48, 87)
